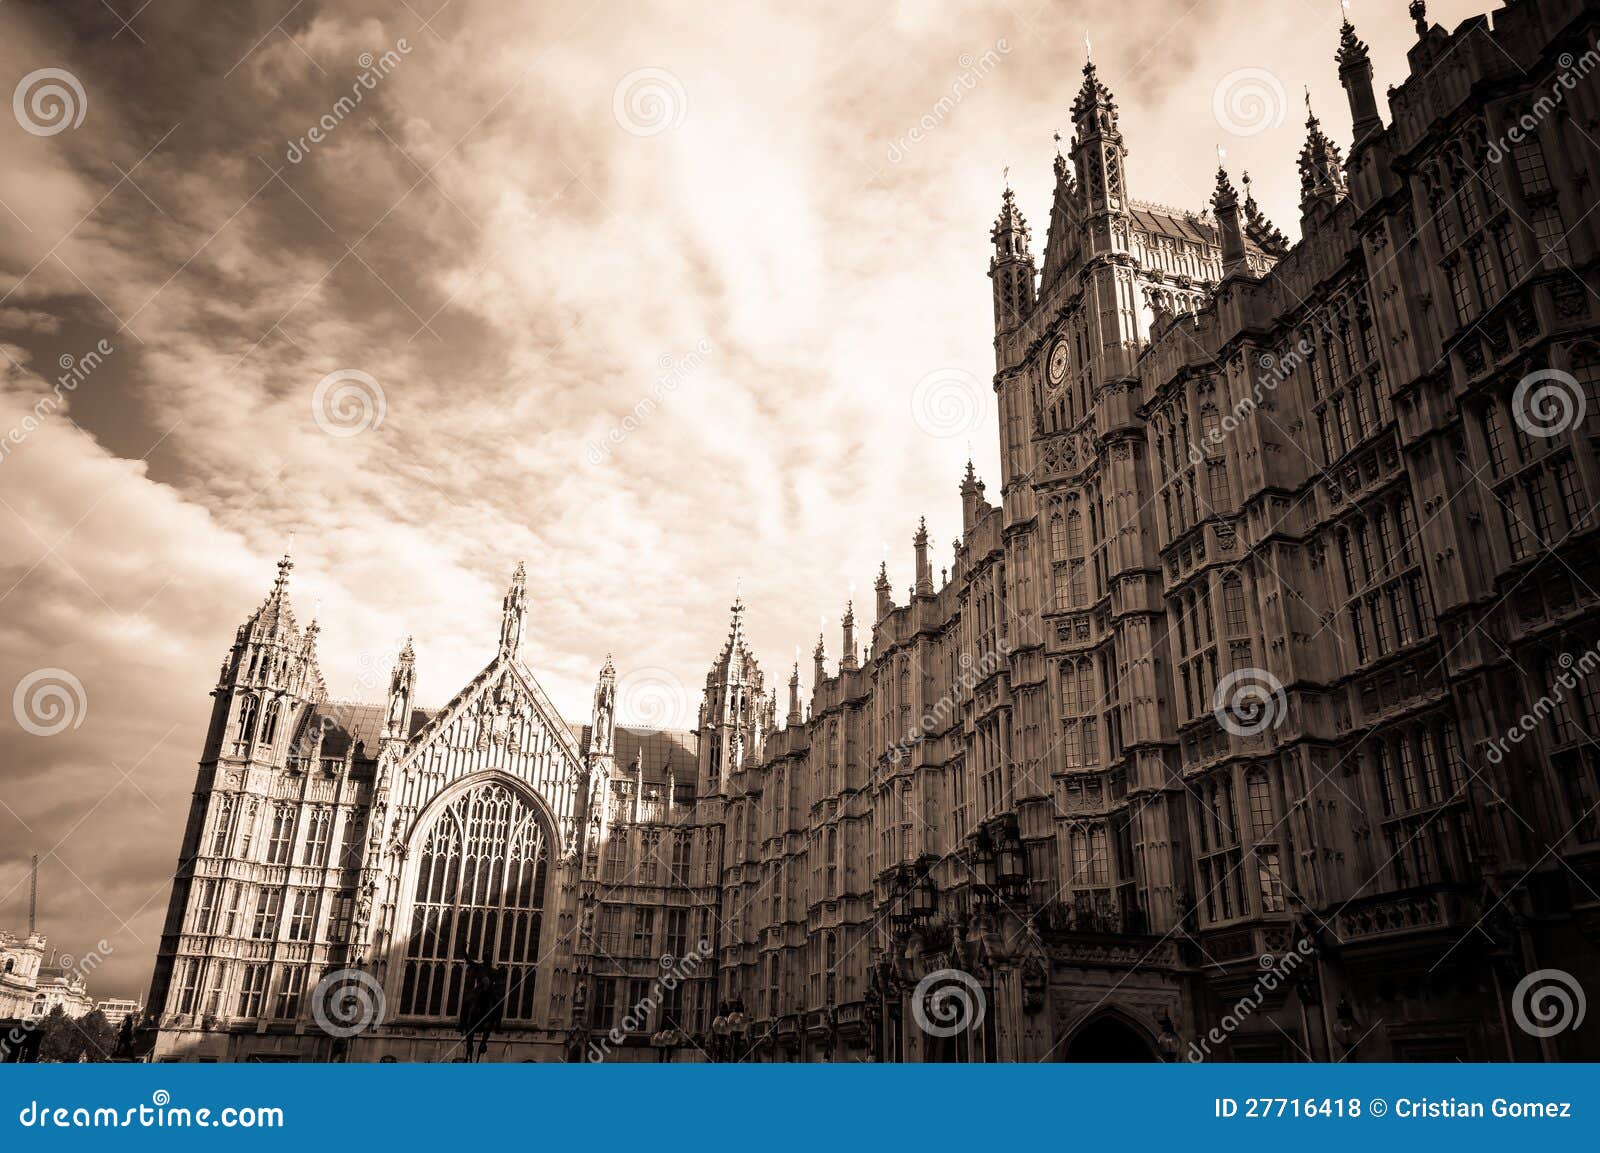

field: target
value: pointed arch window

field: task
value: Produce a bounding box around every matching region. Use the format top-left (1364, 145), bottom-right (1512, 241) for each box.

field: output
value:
top-left (267, 806), bottom-right (296, 865)
top-left (260, 697), bottom-right (283, 748)
top-left (210, 795), bottom-right (235, 856)
top-left (236, 695), bottom-right (259, 745)
top-left (399, 781), bottom-right (550, 1022)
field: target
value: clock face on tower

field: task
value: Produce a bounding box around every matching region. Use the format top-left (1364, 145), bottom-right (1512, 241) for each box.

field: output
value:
top-left (1047, 339), bottom-right (1070, 385)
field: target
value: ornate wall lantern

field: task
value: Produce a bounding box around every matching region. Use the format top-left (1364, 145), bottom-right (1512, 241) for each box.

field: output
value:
top-left (912, 865), bottom-right (938, 924)
top-left (994, 818), bottom-right (1028, 895)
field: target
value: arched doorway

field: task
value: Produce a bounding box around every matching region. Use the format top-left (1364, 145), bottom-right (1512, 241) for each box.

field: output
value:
top-left (1062, 1013), bottom-right (1161, 1061)
top-left (397, 779), bottom-right (551, 1023)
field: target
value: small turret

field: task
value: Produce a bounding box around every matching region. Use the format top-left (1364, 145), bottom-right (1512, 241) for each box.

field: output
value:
top-left (697, 591), bottom-right (765, 794)
top-left (787, 662), bottom-right (802, 726)
top-left (209, 552), bottom-right (326, 765)
top-left (913, 517), bottom-right (934, 597)
top-left (589, 654), bottom-right (617, 758)
top-left (841, 602), bottom-right (858, 671)
top-left (1212, 165), bottom-right (1246, 277)
top-left (382, 637), bottom-right (416, 742)
top-left (1298, 95), bottom-right (1347, 225)
top-left (1069, 56), bottom-right (1126, 216)
top-left (1336, 16), bottom-right (1383, 153)
top-left (989, 181), bottom-right (1035, 334)
top-left (874, 561), bottom-right (894, 620)
top-left (813, 631), bottom-right (828, 685)
top-left (960, 460), bottom-right (982, 534)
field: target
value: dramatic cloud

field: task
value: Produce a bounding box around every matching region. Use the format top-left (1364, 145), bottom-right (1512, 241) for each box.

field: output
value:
top-left (0, 0), bottom-right (1480, 999)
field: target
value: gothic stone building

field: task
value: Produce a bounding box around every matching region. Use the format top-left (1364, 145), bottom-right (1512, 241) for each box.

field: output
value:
top-left (148, 0), bottom-right (1600, 1061)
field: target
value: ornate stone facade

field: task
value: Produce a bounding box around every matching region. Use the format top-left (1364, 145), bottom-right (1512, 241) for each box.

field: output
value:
top-left (148, 0), bottom-right (1600, 1061)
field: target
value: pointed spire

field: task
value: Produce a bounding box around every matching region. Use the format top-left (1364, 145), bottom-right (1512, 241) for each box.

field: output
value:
top-left (1336, 8), bottom-right (1383, 152)
top-left (633, 745), bottom-right (645, 821)
top-left (1069, 55), bottom-right (1125, 216)
top-left (1239, 171), bottom-right (1290, 259)
top-left (961, 460), bottom-right (984, 533)
top-left (1212, 163), bottom-right (1238, 212)
top-left (813, 630), bottom-right (828, 685)
top-left (990, 183), bottom-right (1036, 331)
top-left (990, 185), bottom-right (1032, 262)
top-left (787, 661), bottom-right (802, 726)
top-left (498, 561), bottom-right (528, 658)
top-left (383, 636), bottom-right (417, 742)
top-left (590, 653), bottom-right (617, 757)
top-left (913, 517), bottom-right (934, 597)
top-left (1212, 164), bottom-right (1247, 276)
top-left (1072, 57), bottom-right (1116, 126)
top-left (875, 560), bottom-right (894, 620)
top-left (1298, 97), bottom-right (1347, 218)
top-left (240, 551), bottom-right (299, 643)
top-left (1336, 16), bottom-right (1368, 68)
top-left (841, 601), bottom-right (858, 671)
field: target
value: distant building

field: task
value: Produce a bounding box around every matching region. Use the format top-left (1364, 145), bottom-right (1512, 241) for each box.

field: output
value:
top-left (96, 999), bottom-right (143, 1028)
top-left (1, 931), bottom-right (94, 1021)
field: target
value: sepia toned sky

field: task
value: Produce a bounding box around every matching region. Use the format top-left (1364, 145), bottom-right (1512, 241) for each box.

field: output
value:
top-left (0, 0), bottom-right (1490, 998)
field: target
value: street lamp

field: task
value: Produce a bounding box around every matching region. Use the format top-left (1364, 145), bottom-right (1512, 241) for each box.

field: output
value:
top-left (994, 819), bottom-right (1027, 897)
top-left (711, 1007), bottom-right (731, 1062)
top-left (912, 857), bottom-right (938, 924)
top-left (650, 1027), bottom-right (685, 1063)
top-left (889, 864), bottom-right (918, 928)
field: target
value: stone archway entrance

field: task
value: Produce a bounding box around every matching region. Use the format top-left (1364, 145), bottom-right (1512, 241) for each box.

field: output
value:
top-left (1062, 1014), bottom-right (1161, 1062)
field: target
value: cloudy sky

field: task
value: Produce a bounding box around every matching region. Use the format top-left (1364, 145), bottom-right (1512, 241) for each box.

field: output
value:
top-left (0, 0), bottom-right (1486, 999)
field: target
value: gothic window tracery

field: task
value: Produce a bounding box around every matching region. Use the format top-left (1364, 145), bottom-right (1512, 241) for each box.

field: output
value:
top-left (398, 780), bottom-right (550, 1022)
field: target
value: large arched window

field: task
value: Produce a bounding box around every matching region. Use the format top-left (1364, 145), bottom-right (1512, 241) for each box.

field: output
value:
top-left (399, 780), bottom-right (550, 1023)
